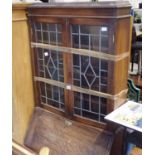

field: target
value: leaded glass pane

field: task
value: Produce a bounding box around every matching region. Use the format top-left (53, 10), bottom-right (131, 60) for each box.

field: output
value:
top-left (82, 111), bottom-right (99, 121)
top-left (90, 35), bottom-right (99, 51)
top-left (82, 94), bottom-right (90, 110)
top-left (72, 35), bottom-right (79, 48)
top-left (74, 108), bottom-right (81, 115)
top-left (73, 54), bottom-right (80, 66)
top-left (71, 24), bottom-right (109, 52)
top-left (35, 22), bottom-right (41, 30)
top-left (73, 54), bottom-right (108, 92)
top-left (74, 80), bottom-right (80, 87)
top-left (91, 96), bottom-right (99, 113)
top-left (48, 24), bottom-right (56, 31)
top-left (71, 24), bottom-right (109, 93)
top-left (81, 56), bottom-right (89, 72)
top-left (81, 35), bottom-right (89, 49)
top-left (57, 33), bottom-right (62, 45)
top-left (42, 23), bottom-right (48, 31)
top-left (72, 25), bottom-right (79, 33)
top-left (74, 92), bottom-right (81, 108)
top-left (101, 36), bottom-right (109, 51)
top-left (73, 66), bottom-right (80, 79)
top-left (39, 82), bottom-right (65, 111)
top-left (74, 92), bottom-right (107, 123)
top-left (33, 22), bottom-right (62, 45)
top-left (49, 32), bottom-right (56, 44)
top-left (36, 48), bottom-right (64, 82)
top-left (72, 24), bottom-right (108, 123)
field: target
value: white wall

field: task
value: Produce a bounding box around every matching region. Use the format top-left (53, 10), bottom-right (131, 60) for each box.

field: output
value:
top-left (12, 0), bottom-right (142, 9)
top-left (53, 0), bottom-right (90, 2)
top-left (129, 0), bottom-right (142, 8)
top-left (12, 0), bottom-right (42, 3)
top-left (53, 0), bottom-right (142, 5)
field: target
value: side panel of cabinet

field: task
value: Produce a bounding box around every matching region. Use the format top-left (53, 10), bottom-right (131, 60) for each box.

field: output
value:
top-left (108, 17), bottom-right (132, 111)
top-left (114, 17), bottom-right (132, 96)
top-left (12, 4), bottom-right (35, 144)
top-left (108, 17), bottom-right (132, 92)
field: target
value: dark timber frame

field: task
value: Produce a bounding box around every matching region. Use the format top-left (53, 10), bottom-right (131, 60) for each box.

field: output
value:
top-left (27, 1), bottom-right (132, 129)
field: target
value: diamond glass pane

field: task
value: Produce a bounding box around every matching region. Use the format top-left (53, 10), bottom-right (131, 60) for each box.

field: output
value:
top-left (39, 82), bottom-right (65, 111)
top-left (71, 25), bottom-right (109, 93)
top-left (36, 48), bottom-right (64, 82)
top-left (73, 54), bottom-right (108, 92)
top-left (74, 92), bottom-right (107, 123)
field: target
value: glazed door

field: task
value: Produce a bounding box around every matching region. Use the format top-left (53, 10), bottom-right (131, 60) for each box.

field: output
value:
top-left (30, 17), bottom-right (68, 115)
top-left (68, 18), bottom-right (115, 127)
top-left (30, 17), bottom-right (115, 127)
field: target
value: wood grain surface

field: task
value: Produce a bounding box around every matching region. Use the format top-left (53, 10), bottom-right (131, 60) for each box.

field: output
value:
top-left (25, 107), bottom-right (114, 155)
top-left (12, 3), bottom-right (35, 144)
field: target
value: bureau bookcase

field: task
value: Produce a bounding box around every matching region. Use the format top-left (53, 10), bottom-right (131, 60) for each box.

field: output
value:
top-left (27, 1), bottom-right (132, 129)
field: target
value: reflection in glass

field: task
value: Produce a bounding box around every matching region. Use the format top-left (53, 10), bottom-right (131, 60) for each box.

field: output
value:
top-left (34, 22), bottom-right (62, 45)
top-left (71, 24), bottom-right (109, 52)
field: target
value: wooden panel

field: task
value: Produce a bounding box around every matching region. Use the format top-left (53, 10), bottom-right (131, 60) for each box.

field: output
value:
top-left (106, 17), bottom-right (132, 109)
top-left (69, 17), bottom-right (112, 25)
top-left (106, 58), bottom-right (129, 110)
top-left (25, 107), bottom-right (114, 155)
top-left (62, 18), bottom-right (73, 117)
top-left (28, 1), bottom-right (131, 19)
top-left (12, 3), bottom-right (35, 144)
top-left (114, 17), bottom-right (132, 54)
top-left (113, 16), bottom-right (132, 93)
top-left (12, 140), bottom-right (50, 155)
top-left (12, 10), bottom-right (27, 21)
top-left (12, 140), bottom-right (36, 155)
top-left (30, 16), bottom-right (64, 24)
top-left (114, 58), bottom-right (129, 93)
